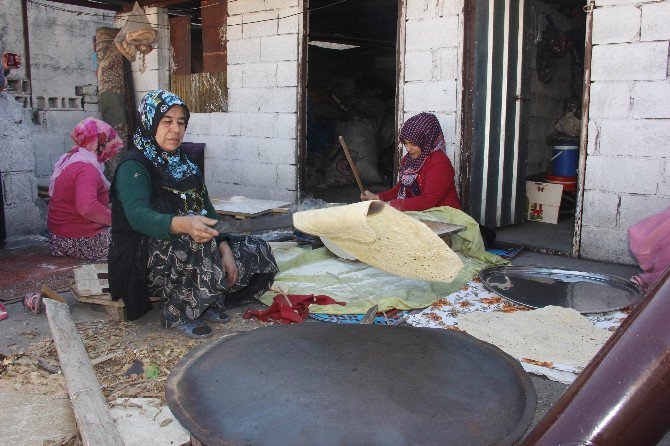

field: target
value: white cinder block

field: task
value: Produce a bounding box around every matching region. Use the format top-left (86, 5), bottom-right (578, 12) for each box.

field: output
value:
top-left (227, 38), bottom-right (262, 64)
top-left (229, 136), bottom-right (262, 162)
top-left (404, 51), bottom-right (434, 81)
top-left (632, 81), bottom-right (670, 118)
top-left (588, 82), bottom-right (632, 118)
top-left (596, 0), bottom-right (644, 5)
top-left (403, 80), bottom-right (458, 113)
top-left (228, 0), bottom-right (265, 15)
top-left (265, 0), bottom-right (300, 9)
top-left (209, 112), bottom-right (238, 136)
top-left (243, 10), bottom-right (278, 38)
top-left (598, 118), bottom-right (670, 158)
top-left (660, 158), bottom-right (670, 195)
top-left (405, 15), bottom-right (459, 50)
top-left (618, 193), bottom-right (670, 228)
top-left (278, 7), bottom-right (301, 34)
top-left (276, 61), bottom-right (298, 87)
top-left (584, 155), bottom-right (660, 194)
top-left (434, 112), bottom-right (457, 146)
top-left (276, 163), bottom-right (298, 189)
top-left (227, 64), bottom-right (243, 88)
top-left (227, 23), bottom-right (243, 41)
top-left (443, 0), bottom-right (464, 15)
top-left (263, 87), bottom-right (298, 113)
top-left (591, 42), bottom-right (668, 81)
top-left (257, 115), bottom-right (277, 138)
top-left (273, 113), bottom-right (297, 139)
top-left (437, 46), bottom-right (459, 81)
top-left (256, 137), bottom-right (297, 165)
top-left (581, 190), bottom-right (620, 228)
top-left (228, 88), bottom-right (263, 113)
top-left (185, 113), bottom-right (211, 136)
top-left (242, 62), bottom-right (278, 88)
top-left (641, 2), bottom-right (670, 41)
top-left (241, 161), bottom-right (278, 188)
top-left (406, 0), bottom-right (443, 20)
top-left (592, 6), bottom-right (640, 45)
top-left (580, 225), bottom-right (635, 265)
top-left (587, 121), bottom-right (599, 155)
top-left (260, 34), bottom-right (298, 62)
top-left (239, 112), bottom-right (262, 137)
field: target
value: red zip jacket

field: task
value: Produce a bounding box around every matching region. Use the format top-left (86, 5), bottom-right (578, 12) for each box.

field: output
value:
top-left (377, 150), bottom-right (460, 211)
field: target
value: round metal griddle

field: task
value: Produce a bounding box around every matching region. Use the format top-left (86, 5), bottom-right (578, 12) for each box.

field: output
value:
top-left (166, 324), bottom-right (536, 446)
top-left (480, 266), bottom-right (643, 314)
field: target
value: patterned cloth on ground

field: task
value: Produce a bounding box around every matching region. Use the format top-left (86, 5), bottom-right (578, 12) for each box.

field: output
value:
top-left (309, 310), bottom-right (409, 325)
top-left (405, 279), bottom-right (631, 384)
top-left (147, 233), bottom-right (278, 328)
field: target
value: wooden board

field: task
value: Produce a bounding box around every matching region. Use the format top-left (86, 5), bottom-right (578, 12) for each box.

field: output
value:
top-left (44, 299), bottom-right (125, 446)
top-left (419, 219), bottom-right (467, 237)
top-left (210, 196), bottom-right (292, 218)
top-left (73, 263), bottom-right (109, 297)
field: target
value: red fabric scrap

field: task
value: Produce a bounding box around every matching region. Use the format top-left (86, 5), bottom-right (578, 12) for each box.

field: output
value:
top-left (243, 294), bottom-right (346, 324)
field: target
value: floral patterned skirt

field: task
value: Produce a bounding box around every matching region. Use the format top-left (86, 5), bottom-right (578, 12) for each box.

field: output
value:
top-left (146, 234), bottom-right (278, 328)
top-left (49, 228), bottom-right (111, 261)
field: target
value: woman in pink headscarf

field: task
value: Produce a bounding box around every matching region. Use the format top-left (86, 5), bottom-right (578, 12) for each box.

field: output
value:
top-left (361, 113), bottom-right (460, 211)
top-left (47, 118), bottom-right (123, 261)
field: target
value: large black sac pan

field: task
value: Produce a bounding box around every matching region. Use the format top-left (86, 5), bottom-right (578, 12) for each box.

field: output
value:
top-left (479, 266), bottom-right (643, 314)
top-left (166, 324), bottom-right (536, 446)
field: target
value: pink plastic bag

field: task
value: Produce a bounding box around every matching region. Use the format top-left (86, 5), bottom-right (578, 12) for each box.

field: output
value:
top-left (628, 205), bottom-right (670, 290)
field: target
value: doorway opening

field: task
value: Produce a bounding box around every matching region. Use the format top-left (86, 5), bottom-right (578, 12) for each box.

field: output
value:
top-left (463, 0), bottom-right (587, 255)
top-left (302, 0), bottom-right (399, 204)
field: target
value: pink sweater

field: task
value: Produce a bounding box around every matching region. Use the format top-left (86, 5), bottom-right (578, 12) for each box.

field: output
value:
top-left (47, 162), bottom-right (111, 238)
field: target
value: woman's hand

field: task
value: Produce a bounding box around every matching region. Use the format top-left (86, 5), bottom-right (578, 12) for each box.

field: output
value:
top-left (219, 241), bottom-right (239, 288)
top-left (360, 190), bottom-right (379, 201)
top-left (170, 215), bottom-right (219, 244)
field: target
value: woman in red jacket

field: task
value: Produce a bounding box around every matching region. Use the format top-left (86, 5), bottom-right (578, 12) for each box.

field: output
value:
top-left (361, 112), bottom-right (460, 211)
top-left (47, 118), bottom-right (123, 260)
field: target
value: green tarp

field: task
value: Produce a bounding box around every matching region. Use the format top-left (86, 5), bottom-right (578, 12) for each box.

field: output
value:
top-left (261, 207), bottom-right (508, 314)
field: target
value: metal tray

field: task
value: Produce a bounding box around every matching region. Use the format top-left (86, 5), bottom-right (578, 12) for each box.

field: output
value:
top-left (479, 266), bottom-right (643, 314)
top-left (167, 324), bottom-right (536, 446)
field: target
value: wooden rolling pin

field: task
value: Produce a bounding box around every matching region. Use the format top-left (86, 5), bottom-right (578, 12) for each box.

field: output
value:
top-left (338, 136), bottom-right (366, 195)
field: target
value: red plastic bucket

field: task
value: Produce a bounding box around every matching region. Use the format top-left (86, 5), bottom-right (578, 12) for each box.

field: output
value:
top-left (546, 174), bottom-right (577, 191)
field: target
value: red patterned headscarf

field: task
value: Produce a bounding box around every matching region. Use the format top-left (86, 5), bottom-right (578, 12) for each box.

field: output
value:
top-left (397, 113), bottom-right (447, 198)
top-left (70, 118), bottom-right (123, 162)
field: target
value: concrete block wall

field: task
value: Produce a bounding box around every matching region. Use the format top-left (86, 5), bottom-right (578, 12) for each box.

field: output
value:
top-left (0, 93), bottom-right (41, 236)
top-left (184, 0), bottom-right (301, 201)
top-left (402, 0), bottom-right (464, 169)
top-left (580, 0), bottom-right (670, 264)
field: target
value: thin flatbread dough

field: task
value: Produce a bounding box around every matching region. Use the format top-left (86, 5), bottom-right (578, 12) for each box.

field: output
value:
top-left (457, 306), bottom-right (612, 368)
top-left (293, 201), bottom-right (463, 282)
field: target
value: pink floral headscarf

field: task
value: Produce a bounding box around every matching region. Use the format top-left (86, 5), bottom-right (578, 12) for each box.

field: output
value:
top-left (70, 118), bottom-right (123, 162)
top-left (49, 118), bottom-right (124, 196)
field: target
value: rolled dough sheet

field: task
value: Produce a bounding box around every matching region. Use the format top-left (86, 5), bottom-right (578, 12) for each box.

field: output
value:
top-left (457, 305), bottom-right (612, 368)
top-left (293, 201), bottom-right (463, 282)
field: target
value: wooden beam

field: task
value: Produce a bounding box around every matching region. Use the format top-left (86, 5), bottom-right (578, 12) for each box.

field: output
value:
top-left (138, 0), bottom-right (193, 7)
top-left (45, 299), bottom-right (125, 446)
top-left (48, 0), bottom-right (127, 11)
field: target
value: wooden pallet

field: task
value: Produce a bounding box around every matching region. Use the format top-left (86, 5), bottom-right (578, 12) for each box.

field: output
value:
top-left (70, 264), bottom-right (159, 321)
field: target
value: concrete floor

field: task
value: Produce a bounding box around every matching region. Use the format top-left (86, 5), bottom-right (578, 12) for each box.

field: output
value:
top-left (1, 236), bottom-right (666, 444)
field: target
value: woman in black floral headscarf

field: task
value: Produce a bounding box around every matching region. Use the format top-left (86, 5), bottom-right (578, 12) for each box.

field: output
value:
top-left (109, 90), bottom-right (278, 338)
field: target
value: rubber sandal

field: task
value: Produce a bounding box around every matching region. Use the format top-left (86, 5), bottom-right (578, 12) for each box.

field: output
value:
top-left (23, 292), bottom-right (43, 314)
top-left (0, 302), bottom-right (8, 321)
top-left (175, 320), bottom-right (213, 339)
top-left (203, 307), bottom-right (230, 323)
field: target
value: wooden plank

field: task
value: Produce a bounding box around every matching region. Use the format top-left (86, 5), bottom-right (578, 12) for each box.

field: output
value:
top-left (418, 219), bottom-right (467, 237)
top-left (210, 196), bottom-right (292, 218)
top-left (44, 299), bottom-right (125, 446)
top-left (73, 264), bottom-right (110, 297)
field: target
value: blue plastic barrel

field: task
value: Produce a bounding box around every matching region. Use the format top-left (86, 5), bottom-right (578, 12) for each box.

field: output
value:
top-left (551, 143), bottom-right (579, 177)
